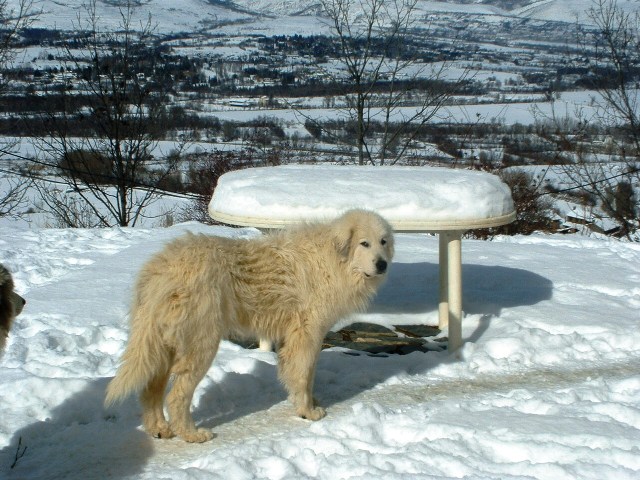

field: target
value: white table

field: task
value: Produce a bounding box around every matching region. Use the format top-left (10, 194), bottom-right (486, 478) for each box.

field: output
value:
top-left (209, 164), bottom-right (516, 352)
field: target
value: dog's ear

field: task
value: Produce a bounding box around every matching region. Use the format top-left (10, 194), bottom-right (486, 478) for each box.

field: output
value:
top-left (332, 218), bottom-right (354, 260)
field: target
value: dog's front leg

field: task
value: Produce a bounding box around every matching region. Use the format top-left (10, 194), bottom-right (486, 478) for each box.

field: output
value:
top-left (277, 331), bottom-right (326, 421)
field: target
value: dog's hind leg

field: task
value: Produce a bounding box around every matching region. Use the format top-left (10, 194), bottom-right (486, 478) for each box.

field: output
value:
top-left (141, 351), bottom-right (175, 439)
top-left (277, 328), bottom-right (326, 421)
top-left (166, 338), bottom-right (220, 443)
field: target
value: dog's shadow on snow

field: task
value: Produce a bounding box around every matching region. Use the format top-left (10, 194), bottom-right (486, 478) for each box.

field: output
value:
top-left (0, 377), bottom-right (154, 479)
top-left (193, 261), bottom-right (553, 429)
top-left (193, 360), bottom-right (286, 430)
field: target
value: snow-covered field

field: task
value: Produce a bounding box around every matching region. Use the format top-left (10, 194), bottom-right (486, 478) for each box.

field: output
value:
top-left (1, 215), bottom-right (639, 479)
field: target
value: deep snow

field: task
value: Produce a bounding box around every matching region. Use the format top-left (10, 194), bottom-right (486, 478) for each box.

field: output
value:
top-left (1, 217), bottom-right (639, 479)
top-left (208, 165), bottom-right (515, 225)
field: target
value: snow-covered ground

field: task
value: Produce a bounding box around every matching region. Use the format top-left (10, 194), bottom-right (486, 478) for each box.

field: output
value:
top-left (1, 214), bottom-right (639, 479)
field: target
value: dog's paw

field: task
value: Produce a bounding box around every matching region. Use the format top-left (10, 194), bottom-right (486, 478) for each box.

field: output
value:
top-left (153, 426), bottom-right (176, 440)
top-left (180, 428), bottom-right (215, 443)
top-left (300, 406), bottom-right (326, 421)
top-left (144, 418), bottom-right (175, 440)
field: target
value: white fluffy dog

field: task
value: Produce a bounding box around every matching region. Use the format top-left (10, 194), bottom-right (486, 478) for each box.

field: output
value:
top-left (105, 209), bottom-right (394, 442)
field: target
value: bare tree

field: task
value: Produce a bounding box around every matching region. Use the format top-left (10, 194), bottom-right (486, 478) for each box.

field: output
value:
top-left (1, 0), bottom-right (35, 219)
top-left (561, 0), bottom-right (640, 238)
top-left (30, 0), bottom-right (181, 227)
top-left (319, 0), bottom-right (467, 165)
top-left (587, 0), bottom-right (640, 150)
top-left (535, 0), bottom-right (639, 239)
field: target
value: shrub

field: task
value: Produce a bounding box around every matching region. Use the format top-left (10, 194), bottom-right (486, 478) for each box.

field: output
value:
top-left (470, 169), bottom-right (555, 238)
top-left (181, 149), bottom-right (258, 224)
top-left (57, 150), bottom-right (113, 185)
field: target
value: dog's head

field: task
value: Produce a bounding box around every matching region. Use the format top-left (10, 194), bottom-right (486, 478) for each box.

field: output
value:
top-left (1, 264), bottom-right (25, 353)
top-left (333, 209), bottom-right (394, 284)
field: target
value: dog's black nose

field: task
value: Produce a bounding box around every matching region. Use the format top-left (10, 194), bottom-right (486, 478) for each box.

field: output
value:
top-left (376, 259), bottom-right (387, 274)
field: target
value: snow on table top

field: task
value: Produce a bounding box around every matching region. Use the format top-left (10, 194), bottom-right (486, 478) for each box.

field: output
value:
top-left (208, 165), bottom-right (516, 231)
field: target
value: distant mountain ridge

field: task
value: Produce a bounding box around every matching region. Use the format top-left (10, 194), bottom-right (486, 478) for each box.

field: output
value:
top-left (440, 0), bottom-right (538, 10)
top-left (227, 0), bottom-right (633, 22)
top-left (12, 0), bottom-right (639, 32)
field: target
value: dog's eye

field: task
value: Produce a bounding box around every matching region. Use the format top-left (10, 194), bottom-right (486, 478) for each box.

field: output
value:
top-left (360, 241), bottom-right (370, 248)
top-left (381, 239), bottom-right (387, 246)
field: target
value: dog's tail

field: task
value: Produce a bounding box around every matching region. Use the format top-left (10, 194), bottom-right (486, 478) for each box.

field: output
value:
top-left (104, 323), bottom-right (169, 408)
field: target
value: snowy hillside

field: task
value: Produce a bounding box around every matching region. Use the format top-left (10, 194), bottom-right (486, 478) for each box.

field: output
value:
top-left (231, 0), bottom-right (324, 16)
top-left (231, 0), bottom-right (604, 20)
top-left (9, 0), bottom-right (636, 31)
top-left (514, 0), bottom-right (606, 22)
top-left (1, 217), bottom-right (639, 478)
top-left (233, 0), bottom-right (640, 23)
top-left (10, 0), bottom-right (253, 33)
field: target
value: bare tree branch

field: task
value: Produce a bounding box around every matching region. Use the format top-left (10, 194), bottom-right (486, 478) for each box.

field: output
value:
top-left (319, 0), bottom-right (469, 165)
top-left (539, 0), bottom-right (640, 239)
top-left (25, 0), bottom-right (181, 227)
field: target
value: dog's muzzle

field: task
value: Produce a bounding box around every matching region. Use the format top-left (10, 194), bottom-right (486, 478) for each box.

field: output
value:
top-left (11, 292), bottom-right (25, 316)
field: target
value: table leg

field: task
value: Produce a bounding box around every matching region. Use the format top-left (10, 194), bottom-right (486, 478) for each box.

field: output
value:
top-left (439, 231), bottom-right (464, 353)
top-left (258, 339), bottom-right (273, 351)
top-left (438, 233), bottom-right (449, 329)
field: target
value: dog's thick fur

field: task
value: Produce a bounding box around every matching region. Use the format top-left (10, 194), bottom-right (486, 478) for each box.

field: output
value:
top-left (105, 209), bottom-right (394, 442)
top-left (1, 264), bottom-right (25, 356)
